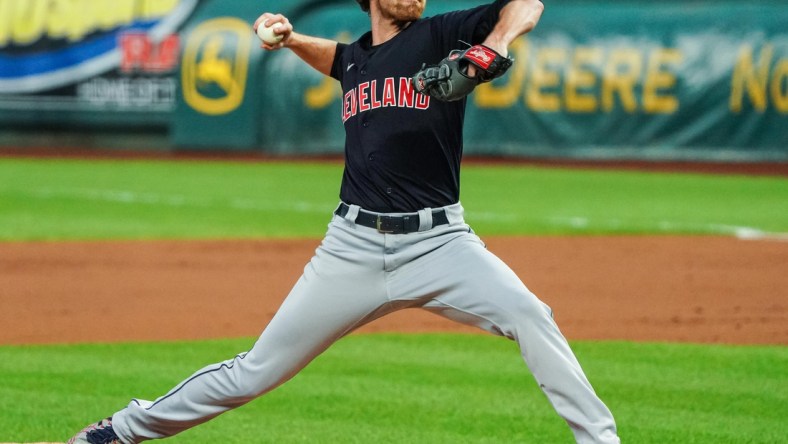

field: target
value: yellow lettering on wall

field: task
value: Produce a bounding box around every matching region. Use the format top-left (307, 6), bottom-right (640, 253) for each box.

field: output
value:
top-left (45, 0), bottom-right (71, 40)
top-left (93, 0), bottom-right (122, 31)
top-left (111, 0), bottom-right (138, 30)
top-left (602, 48), bottom-right (642, 112)
top-left (730, 45), bottom-right (772, 112)
top-left (0, 0), bottom-right (14, 47)
top-left (45, 0), bottom-right (117, 42)
top-left (13, 0), bottom-right (47, 45)
top-left (143, 0), bottom-right (180, 19)
top-left (475, 39), bottom-right (528, 108)
top-left (643, 48), bottom-right (682, 113)
top-left (769, 58), bottom-right (788, 112)
top-left (65, 0), bottom-right (94, 41)
top-left (527, 47), bottom-right (565, 111)
top-left (0, 0), bottom-right (180, 47)
top-left (565, 47), bottom-right (602, 113)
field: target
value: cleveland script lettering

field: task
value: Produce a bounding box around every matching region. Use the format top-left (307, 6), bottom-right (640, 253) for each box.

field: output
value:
top-left (343, 77), bottom-right (430, 123)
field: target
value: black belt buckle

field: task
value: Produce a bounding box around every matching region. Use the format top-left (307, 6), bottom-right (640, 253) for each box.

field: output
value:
top-left (376, 215), bottom-right (398, 234)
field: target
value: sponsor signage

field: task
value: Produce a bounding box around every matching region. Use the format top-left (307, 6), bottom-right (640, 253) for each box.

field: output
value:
top-left (277, 1), bottom-right (787, 158)
top-left (181, 17), bottom-right (252, 116)
top-left (0, 0), bottom-right (197, 113)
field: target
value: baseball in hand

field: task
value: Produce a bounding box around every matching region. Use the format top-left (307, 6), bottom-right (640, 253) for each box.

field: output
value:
top-left (257, 22), bottom-right (283, 45)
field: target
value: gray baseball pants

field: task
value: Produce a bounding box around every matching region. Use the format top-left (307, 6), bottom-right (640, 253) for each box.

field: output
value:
top-left (111, 202), bottom-right (620, 443)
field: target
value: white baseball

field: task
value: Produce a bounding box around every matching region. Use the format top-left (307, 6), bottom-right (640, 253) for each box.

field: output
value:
top-left (256, 22), bottom-right (283, 45)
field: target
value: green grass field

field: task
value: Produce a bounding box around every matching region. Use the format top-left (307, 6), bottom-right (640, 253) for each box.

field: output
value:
top-left (1, 158), bottom-right (786, 443)
top-left (0, 158), bottom-right (786, 239)
top-left (1, 336), bottom-right (786, 443)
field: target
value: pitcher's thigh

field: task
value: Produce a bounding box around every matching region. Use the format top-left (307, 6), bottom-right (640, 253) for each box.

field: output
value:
top-left (245, 260), bottom-right (392, 381)
top-left (419, 238), bottom-right (553, 339)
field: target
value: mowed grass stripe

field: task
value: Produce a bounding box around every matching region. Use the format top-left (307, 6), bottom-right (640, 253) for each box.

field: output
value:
top-left (0, 335), bottom-right (785, 443)
top-left (1, 157), bottom-right (786, 240)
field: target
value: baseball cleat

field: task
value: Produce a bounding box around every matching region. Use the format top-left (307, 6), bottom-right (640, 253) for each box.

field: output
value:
top-left (66, 417), bottom-right (121, 444)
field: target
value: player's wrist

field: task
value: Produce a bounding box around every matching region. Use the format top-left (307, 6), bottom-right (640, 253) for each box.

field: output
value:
top-left (480, 37), bottom-right (508, 57)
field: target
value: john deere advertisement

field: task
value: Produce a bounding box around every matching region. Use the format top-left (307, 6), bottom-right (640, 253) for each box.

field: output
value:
top-left (257, 0), bottom-right (787, 159)
top-left (465, 0), bottom-right (788, 158)
top-left (0, 0), bottom-right (786, 160)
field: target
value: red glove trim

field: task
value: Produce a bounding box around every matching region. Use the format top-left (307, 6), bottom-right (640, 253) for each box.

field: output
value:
top-left (463, 45), bottom-right (497, 70)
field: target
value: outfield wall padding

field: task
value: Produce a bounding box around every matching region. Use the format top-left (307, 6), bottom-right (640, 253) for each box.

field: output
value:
top-left (0, 0), bottom-right (786, 161)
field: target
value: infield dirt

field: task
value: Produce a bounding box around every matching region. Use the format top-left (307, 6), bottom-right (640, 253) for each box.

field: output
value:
top-left (1, 236), bottom-right (785, 345)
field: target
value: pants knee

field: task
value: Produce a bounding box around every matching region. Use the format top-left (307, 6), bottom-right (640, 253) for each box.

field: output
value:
top-left (515, 290), bottom-right (553, 320)
top-left (485, 290), bottom-right (554, 341)
top-left (226, 352), bottom-right (304, 401)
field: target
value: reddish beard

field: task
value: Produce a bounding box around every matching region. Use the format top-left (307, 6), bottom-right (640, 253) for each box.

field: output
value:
top-left (378, 0), bottom-right (426, 22)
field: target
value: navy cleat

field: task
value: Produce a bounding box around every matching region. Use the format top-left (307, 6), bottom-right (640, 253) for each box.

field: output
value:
top-left (67, 417), bottom-right (122, 444)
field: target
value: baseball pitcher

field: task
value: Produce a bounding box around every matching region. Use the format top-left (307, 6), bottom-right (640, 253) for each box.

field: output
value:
top-left (68, 1), bottom-right (620, 443)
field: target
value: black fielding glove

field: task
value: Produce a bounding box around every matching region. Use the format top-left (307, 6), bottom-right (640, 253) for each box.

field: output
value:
top-left (412, 44), bottom-right (514, 102)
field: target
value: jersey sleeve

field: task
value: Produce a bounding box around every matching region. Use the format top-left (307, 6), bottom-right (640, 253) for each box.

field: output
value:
top-left (329, 42), bottom-right (349, 81)
top-left (430, 0), bottom-right (520, 53)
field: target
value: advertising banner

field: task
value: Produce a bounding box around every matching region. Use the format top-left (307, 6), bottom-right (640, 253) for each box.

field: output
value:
top-left (170, 0), bottom-right (282, 148)
top-left (256, 0), bottom-right (787, 160)
top-left (1, 0), bottom-right (785, 161)
top-left (0, 0), bottom-right (198, 126)
top-left (465, 0), bottom-right (788, 159)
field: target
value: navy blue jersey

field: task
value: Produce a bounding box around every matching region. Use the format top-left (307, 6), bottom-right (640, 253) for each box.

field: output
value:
top-left (330, 0), bottom-right (514, 213)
